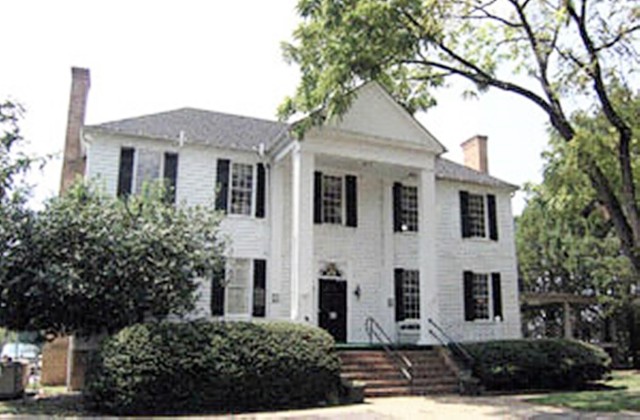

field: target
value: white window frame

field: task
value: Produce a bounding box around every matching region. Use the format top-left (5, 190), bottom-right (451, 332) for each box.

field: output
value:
top-left (223, 258), bottom-right (253, 317)
top-left (132, 148), bottom-right (172, 194)
top-left (401, 269), bottom-right (420, 320)
top-left (399, 185), bottom-right (418, 232)
top-left (228, 162), bottom-right (255, 216)
top-left (321, 173), bottom-right (344, 225)
top-left (467, 193), bottom-right (487, 238)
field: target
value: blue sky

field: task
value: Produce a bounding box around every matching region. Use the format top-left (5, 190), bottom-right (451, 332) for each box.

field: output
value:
top-left (1, 0), bottom-right (549, 214)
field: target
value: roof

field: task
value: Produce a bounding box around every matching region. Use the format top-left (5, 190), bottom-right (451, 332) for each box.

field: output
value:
top-left (87, 107), bottom-right (516, 190)
top-left (85, 108), bottom-right (289, 152)
top-left (435, 158), bottom-right (518, 190)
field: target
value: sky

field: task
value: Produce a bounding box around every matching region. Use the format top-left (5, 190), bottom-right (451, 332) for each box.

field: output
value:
top-left (1, 0), bottom-right (550, 214)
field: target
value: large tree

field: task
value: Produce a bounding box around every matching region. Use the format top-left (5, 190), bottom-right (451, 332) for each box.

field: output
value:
top-left (281, 0), bottom-right (640, 274)
top-left (517, 87), bottom-right (639, 365)
top-left (0, 182), bottom-right (226, 337)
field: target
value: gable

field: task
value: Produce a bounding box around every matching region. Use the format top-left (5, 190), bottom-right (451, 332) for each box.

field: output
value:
top-left (326, 82), bottom-right (445, 154)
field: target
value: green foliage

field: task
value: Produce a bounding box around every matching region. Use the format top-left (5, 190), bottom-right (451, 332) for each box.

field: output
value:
top-left (0, 182), bottom-right (225, 336)
top-left (0, 101), bottom-right (33, 202)
top-left (85, 321), bottom-right (341, 415)
top-left (465, 339), bottom-right (611, 390)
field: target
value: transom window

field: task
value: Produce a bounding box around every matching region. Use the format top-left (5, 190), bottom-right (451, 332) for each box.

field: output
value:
top-left (322, 175), bottom-right (343, 224)
top-left (400, 186), bottom-right (418, 232)
top-left (471, 273), bottom-right (490, 320)
top-left (467, 193), bottom-right (486, 237)
top-left (230, 163), bottom-right (254, 215)
top-left (402, 270), bottom-right (420, 320)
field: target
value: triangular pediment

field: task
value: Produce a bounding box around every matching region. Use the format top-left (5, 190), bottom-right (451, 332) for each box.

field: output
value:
top-left (326, 82), bottom-right (445, 154)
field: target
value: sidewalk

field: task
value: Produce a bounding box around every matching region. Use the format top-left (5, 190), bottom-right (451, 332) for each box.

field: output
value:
top-left (209, 395), bottom-right (640, 420)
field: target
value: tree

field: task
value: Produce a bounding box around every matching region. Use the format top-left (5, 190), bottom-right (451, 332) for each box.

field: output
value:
top-left (281, 0), bottom-right (640, 274)
top-left (0, 182), bottom-right (226, 337)
top-left (517, 87), bottom-right (639, 365)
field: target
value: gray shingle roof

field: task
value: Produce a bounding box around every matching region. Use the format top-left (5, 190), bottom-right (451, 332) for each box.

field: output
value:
top-left (86, 108), bottom-right (289, 152)
top-left (435, 158), bottom-right (518, 190)
top-left (87, 107), bottom-right (516, 189)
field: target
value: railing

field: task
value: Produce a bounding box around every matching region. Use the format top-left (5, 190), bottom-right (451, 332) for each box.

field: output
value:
top-left (364, 316), bottom-right (413, 382)
top-left (427, 318), bottom-right (474, 371)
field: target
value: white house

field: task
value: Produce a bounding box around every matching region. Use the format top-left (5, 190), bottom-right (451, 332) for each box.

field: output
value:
top-left (64, 68), bottom-right (521, 346)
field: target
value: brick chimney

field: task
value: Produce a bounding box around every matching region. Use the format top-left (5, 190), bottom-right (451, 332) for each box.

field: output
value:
top-left (461, 135), bottom-right (488, 174)
top-left (60, 67), bottom-right (90, 194)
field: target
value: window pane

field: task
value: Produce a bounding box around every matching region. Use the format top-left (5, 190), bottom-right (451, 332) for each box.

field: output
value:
top-left (468, 194), bottom-right (486, 237)
top-left (400, 186), bottom-right (418, 232)
top-left (135, 149), bottom-right (162, 193)
top-left (322, 175), bottom-right (342, 224)
top-left (472, 273), bottom-right (489, 319)
top-left (230, 163), bottom-right (253, 215)
top-left (226, 259), bottom-right (250, 314)
top-left (403, 270), bottom-right (420, 320)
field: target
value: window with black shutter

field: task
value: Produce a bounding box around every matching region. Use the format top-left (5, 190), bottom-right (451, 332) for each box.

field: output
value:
top-left (211, 261), bottom-right (226, 316)
top-left (393, 183), bottom-right (418, 232)
top-left (460, 191), bottom-right (498, 240)
top-left (163, 152), bottom-right (178, 203)
top-left (117, 147), bottom-right (135, 197)
top-left (313, 172), bottom-right (357, 227)
top-left (464, 270), bottom-right (504, 321)
top-left (215, 159), bottom-right (230, 213)
top-left (252, 259), bottom-right (267, 317)
top-left (255, 163), bottom-right (266, 218)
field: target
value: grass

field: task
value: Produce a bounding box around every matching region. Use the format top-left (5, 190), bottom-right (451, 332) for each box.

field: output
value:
top-left (528, 370), bottom-right (640, 412)
top-left (0, 385), bottom-right (87, 417)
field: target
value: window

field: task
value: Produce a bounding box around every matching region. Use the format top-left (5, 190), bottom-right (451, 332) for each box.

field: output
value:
top-left (460, 191), bottom-right (498, 240)
top-left (463, 271), bottom-right (503, 321)
top-left (117, 147), bottom-right (178, 202)
top-left (467, 193), bottom-right (486, 237)
top-left (314, 172), bottom-right (358, 227)
top-left (215, 160), bottom-right (266, 218)
top-left (393, 183), bottom-right (419, 232)
top-left (394, 269), bottom-right (420, 321)
top-left (322, 175), bottom-right (343, 224)
top-left (230, 163), bottom-right (254, 215)
top-left (210, 258), bottom-right (267, 317)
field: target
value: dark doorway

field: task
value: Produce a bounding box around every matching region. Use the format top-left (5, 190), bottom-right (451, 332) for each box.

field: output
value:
top-left (319, 279), bottom-right (347, 342)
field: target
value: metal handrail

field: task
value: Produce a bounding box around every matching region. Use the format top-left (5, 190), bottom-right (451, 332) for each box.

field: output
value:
top-left (427, 318), bottom-right (474, 370)
top-left (364, 316), bottom-right (413, 382)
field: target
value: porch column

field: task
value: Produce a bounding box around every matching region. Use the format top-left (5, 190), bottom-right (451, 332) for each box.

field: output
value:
top-left (290, 144), bottom-right (315, 323)
top-left (418, 168), bottom-right (439, 344)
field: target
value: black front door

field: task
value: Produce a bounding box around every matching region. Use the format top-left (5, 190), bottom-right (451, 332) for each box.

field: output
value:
top-left (319, 279), bottom-right (347, 342)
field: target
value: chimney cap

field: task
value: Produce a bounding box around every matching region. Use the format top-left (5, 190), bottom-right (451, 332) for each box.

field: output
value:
top-left (71, 67), bottom-right (91, 84)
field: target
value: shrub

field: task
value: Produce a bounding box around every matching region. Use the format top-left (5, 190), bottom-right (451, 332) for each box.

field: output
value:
top-left (464, 339), bottom-right (611, 390)
top-left (85, 320), bottom-right (341, 415)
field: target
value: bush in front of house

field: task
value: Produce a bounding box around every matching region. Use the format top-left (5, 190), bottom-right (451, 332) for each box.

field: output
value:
top-left (464, 338), bottom-right (611, 390)
top-left (85, 320), bottom-right (341, 415)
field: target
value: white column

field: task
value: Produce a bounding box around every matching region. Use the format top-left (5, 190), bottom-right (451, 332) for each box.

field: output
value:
top-left (268, 163), bottom-right (283, 318)
top-left (290, 144), bottom-right (315, 322)
top-left (418, 168), bottom-right (439, 344)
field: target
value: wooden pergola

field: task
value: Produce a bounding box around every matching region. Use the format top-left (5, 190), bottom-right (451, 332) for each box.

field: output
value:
top-left (520, 292), bottom-right (598, 339)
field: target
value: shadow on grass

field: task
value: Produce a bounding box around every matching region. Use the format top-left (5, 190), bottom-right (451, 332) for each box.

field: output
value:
top-left (0, 393), bottom-right (89, 417)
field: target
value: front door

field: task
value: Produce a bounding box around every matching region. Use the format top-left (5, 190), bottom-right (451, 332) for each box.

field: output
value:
top-left (319, 279), bottom-right (347, 342)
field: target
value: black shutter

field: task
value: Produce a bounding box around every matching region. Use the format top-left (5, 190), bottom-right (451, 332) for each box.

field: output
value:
top-left (345, 175), bottom-right (357, 227)
top-left (492, 273), bottom-right (503, 320)
top-left (211, 261), bottom-right (226, 316)
top-left (252, 259), bottom-right (267, 317)
top-left (394, 269), bottom-right (405, 322)
top-left (463, 271), bottom-right (475, 321)
top-left (314, 171), bottom-right (323, 224)
top-left (393, 183), bottom-right (402, 232)
top-left (215, 159), bottom-right (230, 213)
top-left (117, 147), bottom-right (135, 197)
top-left (487, 194), bottom-right (498, 241)
top-left (163, 152), bottom-right (178, 203)
top-left (460, 191), bottom-right (471, 238)
top-left (256, 163), bottom-right (266, 218)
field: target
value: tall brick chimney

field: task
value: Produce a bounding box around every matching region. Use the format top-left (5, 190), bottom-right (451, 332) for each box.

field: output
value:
top-left (461, 135), bottom-right (488, 174)
top-left (60, 67), bottom-right (90, 194)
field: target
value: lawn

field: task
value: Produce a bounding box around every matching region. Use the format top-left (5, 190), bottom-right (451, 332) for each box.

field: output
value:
top-left (528, 370), bottom-right (640, 412)
top-left (0, 386), bottom-right (87, 417)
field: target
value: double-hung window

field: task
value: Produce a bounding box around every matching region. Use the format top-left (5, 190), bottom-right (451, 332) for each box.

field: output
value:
top-left (394, 269), bottom-right (420, 321)
top-left (313, 171), bottom-right (358, 227)
top-left (117, 147), bottom-right (179, 202)
top-left (460, 191), bottom-right (498, 240)
top-left (211, 258), bottom-right (267, 317)
top-left (463, 271), bottom-right (503, 321)
top-left (393, 183), bottom-right (418, 232)
top-left (215, 159), bottom-right (266, 218)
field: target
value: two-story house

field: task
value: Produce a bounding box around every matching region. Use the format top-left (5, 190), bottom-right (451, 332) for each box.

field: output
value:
top-left (63, 67), bottom-right (521, 346)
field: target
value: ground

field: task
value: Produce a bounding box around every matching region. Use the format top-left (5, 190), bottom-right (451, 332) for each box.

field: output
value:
top-left (0, 371), bottom-right (637, 418)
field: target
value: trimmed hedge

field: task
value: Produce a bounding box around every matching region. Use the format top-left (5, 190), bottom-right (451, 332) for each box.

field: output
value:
top-left (465, 339), bottom-right (611, 390)
top-left (85, 321), bottom-right (341, 415)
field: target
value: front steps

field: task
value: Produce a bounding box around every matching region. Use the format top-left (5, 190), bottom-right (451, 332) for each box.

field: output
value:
top-left (338, 348), bottom-right (460, 398)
